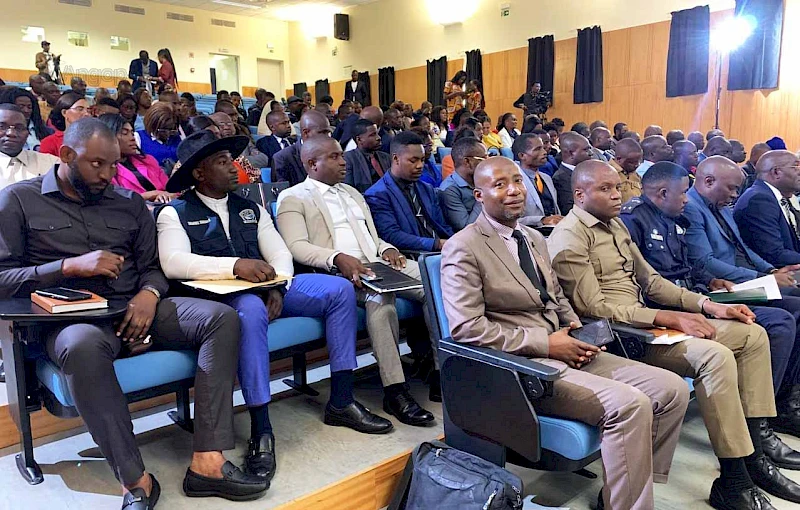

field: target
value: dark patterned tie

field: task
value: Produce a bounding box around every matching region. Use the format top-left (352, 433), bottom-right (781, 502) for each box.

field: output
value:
top-left (511, 230), bottom-right (549, 304)
top-left (781, 198), bottom-right (800, 240)
top-left (409, 186), bottom-right (434, 238)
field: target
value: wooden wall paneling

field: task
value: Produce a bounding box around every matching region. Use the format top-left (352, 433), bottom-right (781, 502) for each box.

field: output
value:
top-left (286, 88), bottom-right (293, 99)
top-left (329, 80), bottom-right (346, 104)
top-left (394, 65), bottom-right (426, 109)
top-left (242, 86), bottom-right (258, 97)
top-left (603, 29), bottom-right (631, 89)
top-left (446, 58), bottom-right (464, 83)
top-left (627, 25), bottom-right (654, 86)
top-left (0, 68), bottom-right (37, 83)
top-left (369, 73), bottom-right (379, 106)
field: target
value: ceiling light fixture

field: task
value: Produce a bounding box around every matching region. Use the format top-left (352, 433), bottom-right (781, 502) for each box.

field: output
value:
top-left (212, 0), bottom-right (263, 9)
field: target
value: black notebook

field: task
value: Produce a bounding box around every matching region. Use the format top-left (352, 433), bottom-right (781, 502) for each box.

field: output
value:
top-left (360, 262), bottom-right (423, 294)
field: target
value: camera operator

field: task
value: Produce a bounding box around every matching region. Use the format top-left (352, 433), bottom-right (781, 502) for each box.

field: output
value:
top-left (514, 82), bottom-right (551, 117)
top-left (35, 41), bottom-right (62, 84)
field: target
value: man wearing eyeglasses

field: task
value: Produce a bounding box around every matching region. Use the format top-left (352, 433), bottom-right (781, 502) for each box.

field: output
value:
top-left (0, 104), bottom-right (59, 190)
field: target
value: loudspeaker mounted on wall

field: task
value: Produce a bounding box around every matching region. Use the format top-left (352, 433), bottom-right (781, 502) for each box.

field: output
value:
top-left (334, 13), bottom-right (350, 41)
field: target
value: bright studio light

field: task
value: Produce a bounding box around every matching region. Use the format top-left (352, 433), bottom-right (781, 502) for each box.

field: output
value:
top-left (711, 15), bottom-right (757, 54)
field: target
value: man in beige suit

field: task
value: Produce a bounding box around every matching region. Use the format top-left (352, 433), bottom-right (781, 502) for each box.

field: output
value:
top-left (276, 136), bottom-right (436, 426)
top-left (548, 159), bottom-right (798, 510)
top-left (441, 157), bottom-right (689, 510)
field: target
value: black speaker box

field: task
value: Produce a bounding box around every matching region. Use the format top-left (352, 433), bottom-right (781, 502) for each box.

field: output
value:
top-left (335, 13), bottom-right (350, 41)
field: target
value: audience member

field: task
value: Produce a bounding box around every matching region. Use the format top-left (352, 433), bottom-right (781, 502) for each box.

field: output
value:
top-left (133, 88), bottom-right (152, 131)
top-left (439, 137), bottom-right (486, 232)
top-left (411, 126), bottom-right (441, 188)
top-left (644, 125), bottom-right (663, 137)
top-left (156, 48), bottom-right (177, 92)
top-left (273, 110), bottom-right (332, 186)
top-left (707, 129), bottom-right (725, 141)
top-left (116, 80), bottom-right (133, 98)
top-left (444, 108), bottom-right (470, 147)
top-left (512, 133), bottom-right (562, 227)
top-left (28, 73), bottom-right (46, 99)
top-left (571, 122), bottom-right (590, 138)
top-left (431, 106), bottom-right (449, 146)
top-left (741, 142), bottom-right (771, 194)
top-left (380, 107), bottom-right (403, 153)
top-left (440, 118), bottom-right (482, 179)
top-left (497, 113), bottom-right (520, 148)
top-left (319, 95), bottom-right (334, 108)
top-left (277, 135), bottom-right (439, 418)
top-left (768, 137), bottom-right (788, 151)
top-left (255, 110), bottom-right (294, 168)
top-left (365, 130), bottom-right (453, 252)
top-left (589, 126), bottom-right (614, 161)
top-left (481, 118), bottom-right (503, 151)
top-left (257, 99), bottom-right (286, 136)
top-left (0, 87), bottom-right (51, 150)
top-left (129, 50), bottom-right (158, 92)
top-left (93, 97), bottom-right (120, 117)
top-left (137, 102), bottom-right (180, 167)
top-left (39, 92), bottom-right (91, 156)
top-left (548, 159), bottom-right (794, 509)
top-left (70, 76), bottom-right (87, 97)
top-left (544, 123), bottom-right (560, 156)
top-left (0, 117), bottom-right (268, 506)
top-left (588, 120), bottom-right (607, 132)
top-left (39, 81), bottom-right (60, 122)
top-left (180, 92), bottom-right (197, 118)
top-left (97, 113), bottom-right (172, 203)
top-left (341, 105), bottom-right (383, 151)
top-left (247, 89), bottom-right (274, 126)
top-left (334, 100), bottom-right (354, 127)
top-left (465, 79), bottom-right (483, 114)
top-left (532, 129), bottom-right (559, 176)
top-left (688, 131), bottom-right (705, 152)
top-left (344, 119), bottom-right (390, 193)
top-left (552, 117), bottom-right (566, 134)
top-left (621, 130), bottom-right (641, 143)
top-left (637, 135), bottom-right (674, 177)
top-left (521, 115), bottom-right (543, 134)
top-left (701, 136), bottom-right (733, 163)
top-left (552, 131), bottom-right (593, 214)
top-left (443, 70), bottom-right (468, 123)
top-left (730, 139), bottom-right (747, 164)
top-left (94, 87), bottom-right (111, 104)
top-left (735, 150), bottom-right (800, 267)
top-left (666, 129), bottom-right (685, 146)
top-left (208, 111), bottom-right (259, 183)
top-left (302, 90), bottom-right (313, 107)
top-left (0, 104), bottom-right (59, 188)
top-left (443, 155), bottom-right (689, 510)
top-left (229, 91), bottom-right (247, 120)
top-left (613, 122), bottom-right (628, 141)
top-left (673, 140), bottom-right (700, 176)
top-left (118, 94), bottom-right (138, 126)
top-left (610, 138), bottom-right (644, 203)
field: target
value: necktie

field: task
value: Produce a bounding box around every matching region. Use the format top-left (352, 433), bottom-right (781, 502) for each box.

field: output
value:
top-left (511, 230), bottom-right (549, 304)
top-left (409, 186), bottom-right (435, 238)
top-left (334, 187), bottom-right (378, 261)
top-left (710, 205), bottom-right (756, 267)
top-left (781, 198), bottom-right (800, 239)
top-left (534, 172), bottom-right (544, 194)
top-left (281, 138), bottom-right (289, 150)
top-left (370, 154), bottom-right (384, 178)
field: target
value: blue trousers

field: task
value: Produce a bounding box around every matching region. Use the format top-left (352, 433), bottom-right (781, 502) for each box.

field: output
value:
top-left (761, 289), bottom-right (800, 399)
top-left (752, 305), bottom-right (797, 396)
top-left (224, 274), bottom-right (358, 407)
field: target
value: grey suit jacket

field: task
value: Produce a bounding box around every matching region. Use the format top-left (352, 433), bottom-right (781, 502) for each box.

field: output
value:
top-left (276, 178), bottom-right (395, 269)
top-left (441, 213), bottom-right (580, 358)
top-left (519, 167), bottom-right (560, 227)
top-left (439, 172), bottom-right (481, 232)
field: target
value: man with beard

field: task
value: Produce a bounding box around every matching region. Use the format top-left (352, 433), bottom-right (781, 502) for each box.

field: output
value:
top-left (0, 118), bottom-right (268, 508)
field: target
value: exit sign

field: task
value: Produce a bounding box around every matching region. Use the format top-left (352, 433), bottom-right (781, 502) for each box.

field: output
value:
top-left (501, 8), bottom-right (510, 16)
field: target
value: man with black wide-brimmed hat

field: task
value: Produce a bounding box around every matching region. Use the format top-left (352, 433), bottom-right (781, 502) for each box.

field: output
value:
top-left (157, 131), bottom-right (393, 483)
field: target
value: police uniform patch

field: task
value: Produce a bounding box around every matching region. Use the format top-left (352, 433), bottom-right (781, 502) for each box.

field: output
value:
top-left (239, 209), bottom-right (257, 224)
top-left (675, 225), bottom-right (685, 235)
top-left (650, 229), bottom-right (663, 241)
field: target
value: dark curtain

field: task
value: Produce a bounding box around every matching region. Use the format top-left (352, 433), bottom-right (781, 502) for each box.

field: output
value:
top-left (465, 49), bottom-right (484, 109)
top-left (574, 26), bottom-right (604, 104)
top-left (728, 0), bottom-right (783, 90)
top-left (315, 79), bottom-right (330, 102)
top-left (293, 82), bottom-right (307, 97)
top-left (358, 71), bottom-right (372, 106)
top-left (666, 6), bottom-right (710, 97)
top-left (426, 56), bottom-right (447, 106)
top-left (527, 35), bottom-right (555, 99)
top-left (378, 67), bottom-right (395, 106)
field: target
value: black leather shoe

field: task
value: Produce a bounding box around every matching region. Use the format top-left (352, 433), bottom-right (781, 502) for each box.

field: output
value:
top-left (183, 461), bottom-right (268, 501)
top-left (384, 390), bottom-right (435, 426)
top-left (710, 478), bottom-right (775, 510)
top-left (245, 433), bottom-right (276, 481)
top-left (772, 408), bottom-right (800, 438)
top-left (428, 370), bottom-right (442, 403)
top-left (324, 401), bottom-right (394, 434)
top-left (595, 489), bottom-right (604, 510)
top-left (761, 420), bottom-right (800, 470)
top-left (747, 454), bottom-right (800, 503)
top-left (122, 475), bottom-right (161, 510)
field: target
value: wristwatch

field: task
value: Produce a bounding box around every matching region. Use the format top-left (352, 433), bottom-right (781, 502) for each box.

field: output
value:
top-left (141, 285), bottom-right (161, 302)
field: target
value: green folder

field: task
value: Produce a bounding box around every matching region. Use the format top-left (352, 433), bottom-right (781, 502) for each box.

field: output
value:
top-left (708, 288), bottom-right (769, 304)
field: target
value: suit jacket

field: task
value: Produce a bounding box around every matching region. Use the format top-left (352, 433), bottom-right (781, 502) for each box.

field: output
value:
top-left (519, 168), bottom-right (560, 227)
top-left (364, 173), bottom-right (454, 252)
top-left (684, 186), bottom-right (773, 283)
top-left (344, 80), bottom-right (368, 105)
top-left (733, 179), bottom-right (800, 267)
top-left (128, 59), bottom-right (158, 92)
top-left (441, 213), bottom-right (579, 358)
top-left (273, 143), bottom-right (306, 186)
top-left (551, 164), bottom-right (574, 214)
top-left (344, 148), bottom-right (390, 194)
top-left (333, 113), bottom-right (359, 144)
top-left (439, 172), bottom-right (481, 232)
top-left (255, 135), bottom-right (293, 169)
top-left (379, 127), bottom-right (397, 154)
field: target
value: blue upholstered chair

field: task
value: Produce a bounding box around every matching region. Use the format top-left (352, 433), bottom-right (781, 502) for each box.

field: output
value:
top-left (436, 147), bottom-right (452, 162)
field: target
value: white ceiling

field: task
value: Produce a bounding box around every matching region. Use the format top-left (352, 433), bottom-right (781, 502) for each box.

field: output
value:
top-left (144, 0), bottom-right (376, 20)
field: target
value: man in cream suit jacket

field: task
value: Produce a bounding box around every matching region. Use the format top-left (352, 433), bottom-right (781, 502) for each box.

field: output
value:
top-left (276, 136), bottom-right (437, 425)
top-left (441, 156), bottom-right (689, 510)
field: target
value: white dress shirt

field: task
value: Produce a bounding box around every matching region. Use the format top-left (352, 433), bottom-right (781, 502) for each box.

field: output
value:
top-left (0, 150), bottom-right (60, 190)
top-left (156, 191), bottom-right (295, 282)
top-left (350, 81), bottom-right (358, 93)
top-left (309, 178), bottom-right (380, 268)
top-left (635, 160), bottom-right (654, 177)
top-left (764, 181), bottom-right (795, 228)
top-left (344, 139), bottom-right (357, 152)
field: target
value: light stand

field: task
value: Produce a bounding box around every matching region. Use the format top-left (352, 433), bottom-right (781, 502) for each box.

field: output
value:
top-left (711, 16), bottom-right (756, 131)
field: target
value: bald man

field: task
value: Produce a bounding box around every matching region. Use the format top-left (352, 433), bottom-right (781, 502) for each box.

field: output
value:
top-left (276, 136), bottom-right (437, 424)
top-left (637, 135), bottom-right (674, 177)
top-left (735, 150), bottom-right (800, 267)
top-left (548, 159), bottom-right (792, 509)
top-left (551, 131), bottom-right (594, 214)
top-left (255, 110), bottom-right (295, 168)
top-left (609, 138), bottom-right (643, 203)
top-left (688, 131), bottom-right (705, 152)
top-left (673, 140), bottom-right (700, 176)
top-left (700, 135), bottom-right (733, 164)
top-left (666, 129), bottom-right (685, 146)
top-left (441, 156), bottom-right (689, 510)
top-left (272, 110), bottom-right (332, 186)
top-left (644, 125), bottom-right (663, 138)
top-left (741, 142), bottom-right (772, 194)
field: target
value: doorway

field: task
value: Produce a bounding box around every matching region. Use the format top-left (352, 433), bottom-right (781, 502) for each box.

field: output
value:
top-left (257, 59), bottom-right (285, 100)
top-left (209, 54), bottom-right (240, 93)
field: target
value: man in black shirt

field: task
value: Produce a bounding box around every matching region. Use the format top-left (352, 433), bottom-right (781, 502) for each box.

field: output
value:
top-left (0, 118), bottom-right (266, 508)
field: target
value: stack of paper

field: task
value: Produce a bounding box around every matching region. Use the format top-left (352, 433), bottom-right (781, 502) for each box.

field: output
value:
top-left (709, 274), bottom-right (781, 301)
top-left (181, 276), bottom-right (292, 295)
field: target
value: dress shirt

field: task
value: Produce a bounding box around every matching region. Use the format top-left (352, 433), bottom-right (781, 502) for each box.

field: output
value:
top-left (0, 150), bottom-right (60, 190)
top-left (350, 82), bottom-right (358, 93)
top-left (610, 159), bottom-right (642, 204)
top-left (764, 181), bottom-right (794, 228)
top-left (157, 191), bottom-right (294, 281)
top-left (274, 135), bottom-right (291, 150)
top-left (344, 139), bottom-right (357, 152)
top-left (561, 162), bottom-right (576, 172)
top-left (484, 213), bottom-right (532, 266)
top-left (0, 167), bottom-right (168, 299)
top-left (309, 179), bottom-right (381, 268)
top-left (635, 160), bottom-right (654, 178)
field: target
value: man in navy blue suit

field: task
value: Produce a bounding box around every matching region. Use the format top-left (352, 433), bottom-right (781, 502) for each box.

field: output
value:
top-left (272, 111), bottom-right (331, 186)
top-left (128, 50), bottom-right (158, 93)
top-left (735, 150), bottom-right (800, 268)
top-left (365, 131), bottom-right (453, 252)
top-left (255, 110), bottom-right (294, 169)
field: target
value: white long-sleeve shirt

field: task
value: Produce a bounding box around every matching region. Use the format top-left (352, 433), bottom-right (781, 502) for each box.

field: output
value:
top-left (156, 191), bottom-right (294, 282)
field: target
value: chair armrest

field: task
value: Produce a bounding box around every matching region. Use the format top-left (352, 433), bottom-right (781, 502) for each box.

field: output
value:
top-left (609, 323), bottom-right (655, 342)
top-left (401, 250), bottom-right (439, 261)
top-left (439, 338), bottom-right (560, 381)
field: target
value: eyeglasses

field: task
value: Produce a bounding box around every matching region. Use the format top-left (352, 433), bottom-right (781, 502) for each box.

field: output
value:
top-left (157, 128), bottom-right (178, 137)
top-left (0, 123), bottom-right (29, 135)
top-left (68, 105), bottom-right (88, 113)
top-left (466, 155), bottom-right (487, 161)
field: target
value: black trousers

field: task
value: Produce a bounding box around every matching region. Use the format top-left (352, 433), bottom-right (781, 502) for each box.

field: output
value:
top-left (45, 297), bottom-right (240, 486)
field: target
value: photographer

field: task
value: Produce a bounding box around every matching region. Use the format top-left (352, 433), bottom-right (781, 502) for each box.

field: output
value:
top-left (514, 82), bottom-right (551, 117)
top-left (34, 41), bottom-right (61, 84)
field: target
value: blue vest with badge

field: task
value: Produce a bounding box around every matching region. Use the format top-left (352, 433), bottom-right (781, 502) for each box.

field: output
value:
top-left (168, 189), bottom-right (261, 259)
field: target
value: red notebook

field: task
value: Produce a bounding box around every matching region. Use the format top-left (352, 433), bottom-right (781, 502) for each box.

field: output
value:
top-left (31, 291), bottom-right (108, 314)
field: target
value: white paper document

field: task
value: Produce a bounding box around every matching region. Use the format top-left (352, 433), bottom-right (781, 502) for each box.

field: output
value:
top-left (710, 274), bottom-right (781, 301)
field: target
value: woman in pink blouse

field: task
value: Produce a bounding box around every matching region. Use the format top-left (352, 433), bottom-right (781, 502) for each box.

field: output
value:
top-left (98, 114), bottom-right (175, 203)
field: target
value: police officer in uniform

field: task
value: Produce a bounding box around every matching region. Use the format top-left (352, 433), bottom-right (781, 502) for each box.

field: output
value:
top-left (621, 161), bottom-right (800, 471)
